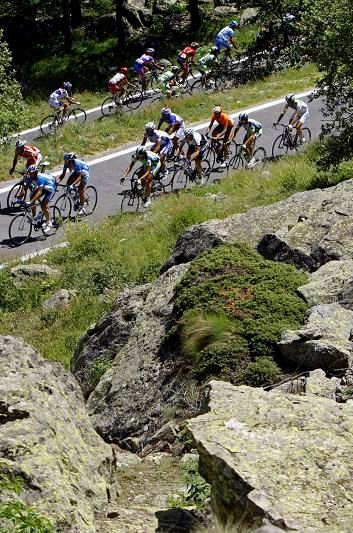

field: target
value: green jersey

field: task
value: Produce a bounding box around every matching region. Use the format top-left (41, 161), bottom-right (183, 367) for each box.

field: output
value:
top-left (158, 71), bottom-right (176, 84)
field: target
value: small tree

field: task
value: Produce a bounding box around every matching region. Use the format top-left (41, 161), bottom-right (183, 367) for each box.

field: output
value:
top-left (0, 31), bottom-right (25, 139)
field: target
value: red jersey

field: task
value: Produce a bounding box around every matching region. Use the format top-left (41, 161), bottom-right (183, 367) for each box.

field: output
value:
top-left (178, 47), bottom-right (197, 60)
top-left (18, 145), bottom-right (41, 163)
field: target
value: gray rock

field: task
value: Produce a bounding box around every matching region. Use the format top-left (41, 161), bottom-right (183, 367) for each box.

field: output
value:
top-left (10, 263), bottom-right (60, 278)
top-left (162, 180), bottom-right (353, 273)
top-left (298, 260), bottom-right (353, 306)
top-left (86, 264), bottom-right (189, 445)
top-left (149, 422), bottom-right (178, 445)
top-left (0, 336), bottom-right (117, 532)
top-left (278, 303), bottom-right (353, 370)
top-left (187, 380), bottom-right (353, 532)
top-left (72, 284), bottom-right (150, 397)
top-left (42, 288), bottom-right (77, 312)
top-left (306, 368), bottom-right (340, 400)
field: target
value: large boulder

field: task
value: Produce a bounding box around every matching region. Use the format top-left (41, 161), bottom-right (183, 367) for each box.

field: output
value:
top-left (188, 380), bottom-right (353, 532)
top-left (10, 263), bottom-right (60, 279)
top-left (162, 179), bottom-right (353, 273)
top-left (278, 303), bottom-right (353, 370)
top-left (85, 264), bottom-right (189, 446)
top-left (0, 336), bottom-right (117, 532)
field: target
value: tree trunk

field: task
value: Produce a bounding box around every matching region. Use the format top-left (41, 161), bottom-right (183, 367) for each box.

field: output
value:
top-left (189, 0), bottom-right (201, 30)
top-left (71, 0), bottom-right (82, 28)
top-left (62, 0), bottom-right (73, 52)
top-left (116, 0), bottom-right (126, 49)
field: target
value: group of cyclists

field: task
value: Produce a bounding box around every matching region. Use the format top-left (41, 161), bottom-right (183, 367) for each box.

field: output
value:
top-left (8, 17), bottom-right (310, 227)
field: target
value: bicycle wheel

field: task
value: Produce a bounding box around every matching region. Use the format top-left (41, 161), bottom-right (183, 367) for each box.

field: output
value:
top-left (40, 115), bottom-right (59, 136)
top-left (7, 182), bottom-right (27, 211)
top-left (84, 185), bottom-right (98, 215)
top-left (272, 133), bottom-right (290, 158)
top-left (125, 88), bottom-right (144, 110)
top-left (101, 96), bottom-right (120, 117)
top-left (151, 179), bottom-right (166, 199)
top-left (295, 127), bottom-right (311, 151)
top-left (68, 108), bottom-right (87, 125)
top-left (203, 146), bottom-right (216, 170)
top-left (253, 147), bottom-right (267, 169)
top-left (170, 164), bottom-right (188, 191)
top-left (228, 154), bottom-right (244, 173)
top-left (196, 159), bottom-right (211, 186)
top-left (9, 213), bottom-right (32, 246)
top-left (42, 206), bottom-right (62, 237)
top-left (121, 190), bottom-right (141, 213)
top-left (190, 78), bottom-right (202, 93)
top-left (55, 193), bottom-right (72, 220)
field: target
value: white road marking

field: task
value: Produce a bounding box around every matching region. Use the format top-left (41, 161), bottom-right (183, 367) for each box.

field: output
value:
top-left (0, 89), bottom-right (313, 196)
top-left (0, 242), bottom-right (69, 270)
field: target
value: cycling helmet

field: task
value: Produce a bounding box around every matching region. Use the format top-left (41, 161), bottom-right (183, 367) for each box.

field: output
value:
top-left (161, 107), bottom-right (172, 116)
top-left (64, 152), bottom-right (76, 161)
top-left (145, 122), bottom-right (156, 131)
top-left (239, 113), bottom-right (248, 122)
top-left (136, 146), bottom-right (147, 157)
top-left (191, 42), bottom-right (199, 48)
top-left (146, 48), bottom-right (155, 54)
top-left (285, 93), bottom-right (295, 103)
top-left (15, 139), bottom-right (26, 149)
top-left (171, 66), bottom-right (179, 73)
top-left (184, 128), bottom-right (194, 137)
top-left (120, 66), bottom-right (128, 74)
top-left (27, 165), bottom-right (38, 173)
top-left (63, 82), bottom-right (72, 89)
top-left (284, 13), bottom-right (296, 22)
top-left (229, 20), bottom-right (239, 28)
top-left (213, 105), bottom-right (223, 113)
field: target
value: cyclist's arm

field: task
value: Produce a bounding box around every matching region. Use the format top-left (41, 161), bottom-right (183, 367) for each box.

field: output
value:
top-left (189, 146), bottom-right (201, 160)
top-left (152, 140), bottom-right (161, 153)
top-left (67, 96), bottom-right (80, 105)
top-left (57, 167), bottom-right (68, 182)
top-left (30, 187), bottom-right (43, 203)
top-left (175, 140), bottom-right (185, 156)
top-left (10, 153), bottom-right (19, 173)
top-left (140, 166), bottom-right (152, 180)
top-left (121, 160), bottom-right (135, 178)
top-left (243, 133), bottom-right (256, 146)
top-left (157, 119), bottom-right (164, 130)
top-left (233, 126), bottom-right (240, 138)
top-left (141, 134), bottom-right (148, 146)
top-left (155, 62), bottom-right (165, 70)
top-left (214, 125), bottom-right (227, 139)
top-left (205, 118), bottom-right (214, 136)
top-left (289, 112), bottom-right (300, 126)
top-left (275, 106), bottom-right (288, 124)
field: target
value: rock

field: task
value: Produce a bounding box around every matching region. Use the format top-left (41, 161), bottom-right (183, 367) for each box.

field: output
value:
top-left (42, 288), bottom-right (77, 312)
top-left (181, 452), bottom-right (199, 464)
top-left (72, 284), bottom-right (150, 398)
top-left (187, 380), bottom-right (353, 532)
top-left (306, 368), bottom-right (341, 400)
top-left (204, 193), bottom-right (227, 202)
top-left (162, 180), bottom-right (353, 273)
top-left (254, 527), bottom-right (285, 533)
top-left (86, 264), bottom-right (189, 445)
top-left (97, 505), bottom-right (159, 532)
top-left (0, 336), bottom-right (117, 532)
top-left (149, 422), bottom-right (178, 445)
top-left (297, 260), bottom-right (353, 306)
top-left (10, 263), bottom-right (60, 278)
top-left (143, 452), bottom-right (171, 465)
top-left (214, 6), bottom-right (238, 15)
top-left (278, 303), bottom-right (353, 370)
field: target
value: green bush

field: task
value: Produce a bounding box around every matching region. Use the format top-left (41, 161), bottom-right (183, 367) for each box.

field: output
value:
top-left (167, 458), bottom-right (210, 510)
top-left (89, 358), bottom-right (112, 388)
top-left (238, 356), bottom-right (281, 387)
top-left (174, 243), bottom-right (308, 384)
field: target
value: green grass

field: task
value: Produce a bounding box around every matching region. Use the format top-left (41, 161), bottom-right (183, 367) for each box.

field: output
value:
top-left (0, 63), bottom-right (318, 182)
top-left (0, 147), bottom-right (327, 367)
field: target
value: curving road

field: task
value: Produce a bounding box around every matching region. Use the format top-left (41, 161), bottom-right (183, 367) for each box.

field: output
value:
top-left (0, 91), bottom-right (322, 263)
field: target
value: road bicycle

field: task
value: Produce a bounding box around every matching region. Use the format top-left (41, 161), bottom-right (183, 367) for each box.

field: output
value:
top-left (227, 143), bottom-right (267, 172)
top-left (272, 123), bottom-right (311, 157)
top-left (170, 157), bottom-right (211, 189)
top-left (8, 202), bottom-right (61, 246)
top-left (120, 171), bottom-right (165, 213)
top-left (55, 183), bottom-right (98, 219)
top-left (204, 137), bottom-right (238, 171)
top-left (40, 104), bottom-right (87, 135)
top-left (6, 161), bottom-right (51, 212)
top-left (100, 86), bottom-right (144, 116)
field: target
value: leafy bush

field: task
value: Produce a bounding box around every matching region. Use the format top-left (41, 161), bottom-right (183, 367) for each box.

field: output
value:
top-left (174, 243), bottom-right (308, 384)
top-left (167, 458), bottom-right (210, 509)
top-left (89, 358), bottom-right (112, 388)
top-left (238, 356), bottom-right (281, 387)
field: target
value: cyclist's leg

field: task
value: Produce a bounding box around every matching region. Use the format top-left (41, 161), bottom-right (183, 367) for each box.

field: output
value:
top-left (295, 109), bottom-right (309, 140)
top-left (78, 174), bottom-right (89, 208)
top-left (223, 125), bottom-right (234, 160)
top-left (67, 170), bottom-right (79, 187)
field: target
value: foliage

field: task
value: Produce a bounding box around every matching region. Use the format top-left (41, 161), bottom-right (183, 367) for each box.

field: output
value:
top-left (0, 271), bottom-right (45, 313)
top-left (238, 356), bottom-right (281, 387)
top-left (89, 358), bottom-right (112, 388)
top-left (0, 30), bottom-right (25, 139)
top-left (174, 243), bottom-right (307, 383)
top-left (167, 458), bottom-right (210, 509)
top-left (0, 501), bottom-right (54, 532)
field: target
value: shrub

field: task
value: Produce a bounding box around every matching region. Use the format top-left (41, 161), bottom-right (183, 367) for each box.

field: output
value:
top-left (167, 458), bottom-right (210, 510)
top-left (238, 356), bottom-right (281, 387)
top-left (89, 358), bottom-right (112, 388)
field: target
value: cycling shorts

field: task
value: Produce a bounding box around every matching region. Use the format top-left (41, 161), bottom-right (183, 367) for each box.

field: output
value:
top-left (177, 56), bottom-right (188, 69)
top-left (48, 98), bottom-right (64, 109)
top-left (215, 37), bottom-right (232, 51)
top-left (187, 144), bottom-right (207, 160)
top-left (158, 140), bottom-right (173, 157)
top-left (108, 82), bottom-right (123, 94)
top-left (173, 123), bottom-right (186, 140)
top-left (69, 169), bottom-right (89, 185)
top-left (290, 108), bottom-right (309, 124)
top-left (133, 62), bottom-right (146, 77)
top-left (32, 186), bottom-right (55, 203)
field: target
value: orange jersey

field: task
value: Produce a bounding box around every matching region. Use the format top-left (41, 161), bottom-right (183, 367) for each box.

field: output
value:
top-left (212, 112), bottom-right (234, 128)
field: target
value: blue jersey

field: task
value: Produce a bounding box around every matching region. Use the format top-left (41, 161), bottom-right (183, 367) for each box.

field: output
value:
top-left (35, 173), bottom-right (56, 191)
top-left (216, 26), bottom-right (234, 42)
top-left (147, 130), bottom-right (171, 147)
top-left (64, 158), bottom-right (90, 176)
top-left (162, 113), bottom-right (184, 127)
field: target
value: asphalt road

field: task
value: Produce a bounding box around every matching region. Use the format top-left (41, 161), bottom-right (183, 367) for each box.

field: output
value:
top-left (0, 92), bottom-right (322, 263)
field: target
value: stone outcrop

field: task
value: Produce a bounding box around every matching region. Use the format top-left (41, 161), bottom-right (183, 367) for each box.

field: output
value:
top-left (162, 180), bottom-right (353, 273)
top-left (278, 303), bottom-right (353, 370)
top-left (42, 288), bottom-right (77, 312)
top-left (0, 336), bottom-right (117, 532)
top-left (188, 380), bottom-right (353, 532)
top-left (80, 264), bottom-right (189, 446)
top-left (10, 263), bottom-right (60, 278)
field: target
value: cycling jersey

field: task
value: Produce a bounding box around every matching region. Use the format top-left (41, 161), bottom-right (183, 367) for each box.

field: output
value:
top-left (135, 54), bottom-right (154, 66)
top-left (198, 53), bottom-right (217, 68)
top-left (158, 71), bottom-right (176, 84)
top-left (217, 26), bottom-right (235, 41)
top-left (63, 158), bottom-right (90, 184)
top-left (49, 88), bottom-right (69, 101)
top-left (147, 130), bottom-right (171, 147)
top-left (287, 99), bottom-right (308, 112)
top-left (178, 47), bottom-right (197, 61)
top-left (17, 145), bottom-right (42, 166)
top-left (33, 173), bottom-right (56, 201)
top-left (184, 132), bottom-right (207, 147)
top-left (162, 112), bottom-right (184, 127)
top-left (212, 112), bottom-right (234, 128)
top-left (238, 119), bottom-right (262, 133)
top-left (133, 151), bottom-right (161, 175)
top-left (109, 72), bottom-right (126, 85)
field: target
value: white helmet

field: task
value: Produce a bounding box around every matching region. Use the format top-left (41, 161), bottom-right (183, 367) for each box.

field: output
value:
top-left (145, 122), bottom-right (156, 131)
top-left (184, 128), bottom-right (194, 137)
top-left (213, 105), bottom-right (222, 113)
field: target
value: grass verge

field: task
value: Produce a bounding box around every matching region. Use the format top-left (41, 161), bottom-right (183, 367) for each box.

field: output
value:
top-left (0, 63), bottom-right (318, 182)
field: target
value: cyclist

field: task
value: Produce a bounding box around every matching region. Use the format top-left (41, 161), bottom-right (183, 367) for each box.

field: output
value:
top-left (25, 165), bottom-right (57, 233)
top-left (206, 105), bottom-right (235, 166)
top-left (108, 67), bottom-right (132, 99)
top-left (233, 113), bottom-right (263, 167)
top-left (157, 108), bottom-right (186, 152)
top-left (57, 152), bottom-right (90, 215)
top-left (141, 122), bottom-right (173, 177)
top-left (157, 66), bottom-right (183, 97)
top-left (176, 42), bottom-right (199, 85)
top-left (48, 82), bottom-right (80, 119)
top-left (274, 94), bottom-right (309, 143)
top-left (197, 47), bottom-right (220, 79)
top-left (10, 140), bottom-right (42, 175)
top-left (215, 20), bottom-right (239, 56)
top-left (133, 48), bottom-right (164, 92)
top-left (176, 127), bottom-right (208, 184)
top-left (120, 147), bottom-right (161, 208)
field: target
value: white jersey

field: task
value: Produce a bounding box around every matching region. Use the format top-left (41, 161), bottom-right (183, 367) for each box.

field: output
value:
top-left (109, 72), bottom-right (125, 84)
top-left (147, 130), bottom-right (171, 147)
top-left (288, 99), bottom-right (308, 112)
top-left (49, 88), bottom-right (68, 102)
top-left (184, 132), bottom-right (207, 147)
